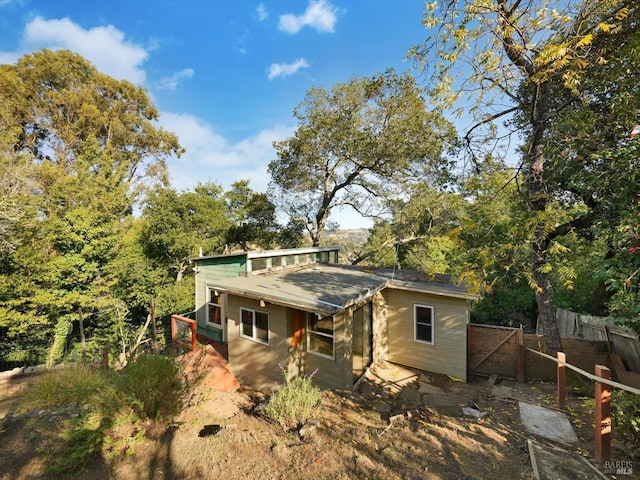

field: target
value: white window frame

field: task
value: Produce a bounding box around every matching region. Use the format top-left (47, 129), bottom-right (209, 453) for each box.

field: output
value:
top-left (307, 312), bottom-right (335, 360)
top-left (206, 289), bottom-right (224, 330)
top-left (239, 307), bottom-right (270, 345)
top-left (414, 304), bottom-right (435, 345)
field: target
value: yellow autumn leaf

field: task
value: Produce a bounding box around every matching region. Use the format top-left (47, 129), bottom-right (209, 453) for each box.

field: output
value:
top-left (576, 34), bottom-right (593, 47)
top-left (599, 23), bottom-right (616, 33)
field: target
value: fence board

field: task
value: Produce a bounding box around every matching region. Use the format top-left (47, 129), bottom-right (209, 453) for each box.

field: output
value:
top-left (468, 324), bottom-right (518, 377)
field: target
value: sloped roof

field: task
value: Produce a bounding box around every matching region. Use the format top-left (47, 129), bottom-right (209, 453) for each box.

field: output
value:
top-left (205, 263), bottom-right (475, 316)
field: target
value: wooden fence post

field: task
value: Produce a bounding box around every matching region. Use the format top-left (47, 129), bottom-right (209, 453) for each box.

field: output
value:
top-left (78, 307), bottom-right (86, 364)
top-left (102, 346), bottom-right (109, 369)
top-left (557, 352), bottom-right (566, 410)
top-left (595, 365), bottom-right (612, 462)
top-left (516, 327), bottom-right (525, 382)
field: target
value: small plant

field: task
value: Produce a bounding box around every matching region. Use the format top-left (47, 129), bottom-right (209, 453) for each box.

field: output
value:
top-left (112, 354), bottom-right (187, 421)
top-left (264, 365), bottom-right (322, 431)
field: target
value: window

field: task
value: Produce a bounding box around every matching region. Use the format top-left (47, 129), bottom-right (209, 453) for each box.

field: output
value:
top-left (251, 258), bottom-right (267, 271)
top-left (240, 308), bottom-right (269, 344)
top-left (307, 313), bottom-right (334, 359)
top-left (319, 251), bottom-right (329, 263)
top-left (207, 290), bottom-right (223, 328)
top-left (271, 256), bottom-right (282, 268)
top-left (414, 305), bottom-right (434, 344)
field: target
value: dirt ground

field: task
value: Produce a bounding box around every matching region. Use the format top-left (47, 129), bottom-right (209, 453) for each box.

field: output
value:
top-left (0, 367), bottom-right (638, 480)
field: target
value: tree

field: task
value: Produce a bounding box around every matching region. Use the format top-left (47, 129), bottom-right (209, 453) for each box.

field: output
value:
top-left (0, 49), bottom-right (183, 362)
top-left (0, 67), bottom-right (35, 252)
top-left (269, 69), bottom-right (456, 246)
top-left (224, 180), bottom-right (280, 250)
top-left (141, 182), bottom-right (230, 282)
top-left (411, 0), bottom-right (640, 354)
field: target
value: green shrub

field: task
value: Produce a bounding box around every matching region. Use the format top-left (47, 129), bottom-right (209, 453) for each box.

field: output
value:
top-left (112, 354), bottom-right (186, 421)
top-left (584, 389), bottom-right (640, 442)
top-left (611, 390), bottom-right (640, 441)
top-left (264, 366), bottom-right (322, 431)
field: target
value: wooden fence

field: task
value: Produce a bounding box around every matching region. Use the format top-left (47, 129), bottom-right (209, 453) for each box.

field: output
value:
top-left (542, 308), bottom-right (640, 373)
top-left (468, 324), bottom-right (609, 380)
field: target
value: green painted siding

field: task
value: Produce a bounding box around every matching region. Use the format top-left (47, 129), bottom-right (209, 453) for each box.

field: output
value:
top-left (194, 256), bottom-right (246, 341)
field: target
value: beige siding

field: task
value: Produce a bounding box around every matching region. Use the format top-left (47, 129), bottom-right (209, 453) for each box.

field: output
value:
top-left (226, 294), bottom-right (289, 392)
top-left (372, 291), bottom-right (389, 364)
top-left (386, 288), bottom-right (468, 381)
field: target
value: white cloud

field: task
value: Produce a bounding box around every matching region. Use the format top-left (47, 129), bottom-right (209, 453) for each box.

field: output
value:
top-left (267, 58), bottom-right (309, 80)
top-left (160, 112), bottom-right (294, 192)
top-left (157, 68), bottom-right (194, 91)
top-left (278, 0), bottom-right (338, 34)
top-left (0, 16), bottom-right (148, 83)
top-left (257, 3), bottom-right (268, 21)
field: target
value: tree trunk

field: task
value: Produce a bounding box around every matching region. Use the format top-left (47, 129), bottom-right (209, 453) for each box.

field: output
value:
top-left (527, 80), bottom-right (562, 355)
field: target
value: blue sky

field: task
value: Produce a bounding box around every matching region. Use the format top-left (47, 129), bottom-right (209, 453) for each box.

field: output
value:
top-left (0, 0), bottom-right (432, 228)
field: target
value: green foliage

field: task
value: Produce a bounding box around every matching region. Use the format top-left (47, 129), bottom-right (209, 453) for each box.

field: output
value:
top-left (17, 355), bottom-right (191, 474)
top-left (0, 49), bottom-right (183, 363)
top-left (224, 179), bottom-right (280, 250)
top-left (18, 364), bottom-right (111, 413)
top-left (270, 68), bottom-right (456, 246)
top-left (264, 366), bottom-right (323, 431)
top-left (112, 354), bottom-right (187, 421)
top-left (584, 390), bottom-right (640, 443)
top-left (141, 182), bottom-right (230, 282)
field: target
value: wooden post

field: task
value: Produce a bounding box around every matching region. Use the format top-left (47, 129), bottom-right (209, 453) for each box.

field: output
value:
top-left (78, 307), bottom-right (86, 364)
top-left (557, 352), bottom-right (566, 410)
top-left (151, 297), bottom-right (158, 354)
top-left (516, 327), bottom-right (525, 382)
top-left (102, 346), bottom-right (109, 369)
top-left (595, 365), bottom-right (612, 462)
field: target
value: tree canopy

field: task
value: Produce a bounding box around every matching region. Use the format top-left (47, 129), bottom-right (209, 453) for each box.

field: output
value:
top-left (410, 0), bottom-right (640, 352)
top-left (269, 69), bottom-right (456, 246)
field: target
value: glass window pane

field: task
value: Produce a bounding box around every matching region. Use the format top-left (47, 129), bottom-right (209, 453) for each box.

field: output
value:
top-left (416, 323), bottom-right (432, 342)
top-left (208, 304), bottom-right (221, 325)
top-left (309, 332), bottom-right (333, 357)
top-left (416, 306), bottom-right (432, 326)
top-left (255, 311), bottom-right (269, 343)
top-left (252, 258), bottom-right (267, 271)
top-left (241, 309), bottom-right (253, 337)
top-left (310, 315), bottom-right (333, 335)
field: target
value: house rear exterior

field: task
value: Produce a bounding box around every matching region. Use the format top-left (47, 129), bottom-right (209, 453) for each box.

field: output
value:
top-left (191, 246), bottom-right (475, 392)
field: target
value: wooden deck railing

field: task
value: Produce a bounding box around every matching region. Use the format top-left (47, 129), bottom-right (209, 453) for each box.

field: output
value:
top-left (171, 314), bottom-right (197, 353)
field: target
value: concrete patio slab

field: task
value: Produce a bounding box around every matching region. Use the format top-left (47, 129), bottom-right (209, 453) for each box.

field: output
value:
top-left (519, 402), bottom-right (578, 444)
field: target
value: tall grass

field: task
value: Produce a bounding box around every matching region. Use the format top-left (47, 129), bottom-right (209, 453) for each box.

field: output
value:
top-left (16, 354), bottom-right (192, 474)
top-left (17, 364), bottom-right (112, 413)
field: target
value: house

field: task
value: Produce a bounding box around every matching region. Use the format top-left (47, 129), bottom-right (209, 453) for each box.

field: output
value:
top-left (191, 246), bottom-right (476, 392)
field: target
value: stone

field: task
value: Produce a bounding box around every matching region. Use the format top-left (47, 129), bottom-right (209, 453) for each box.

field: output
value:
top-left (374, 399), bottom-right (392, 413)
top-left (462, 407), bottom-right (489, 418)
top-left (422, 394), bottom-right (468, 407)
top-left (418, 383), bottom-right (446, 395)
top-left (299, 421), bottom-right (318, 441)
top-left (399, 386), bottom-right (422, 405)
